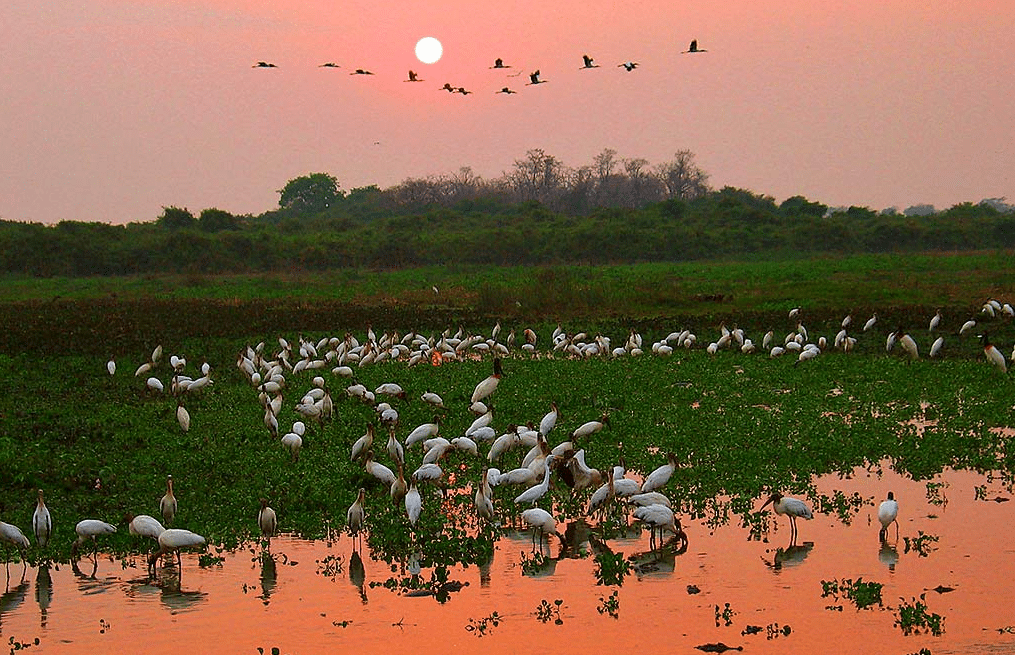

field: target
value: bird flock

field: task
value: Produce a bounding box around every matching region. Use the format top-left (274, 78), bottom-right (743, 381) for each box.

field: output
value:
top-left (251, 40), bottom-right (708, 97)
top-left (4, 298), bottom-right (1011, 582)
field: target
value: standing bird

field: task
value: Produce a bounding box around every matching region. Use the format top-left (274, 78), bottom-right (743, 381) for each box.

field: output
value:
top-left (896, 329), bottom-right (919, 360)
top-left (760, 492), bottom-right (812, 544)
top-left (405, 482), bottom-right (422, 526)
top-left (148, 528), bottom-right (206, 573)
top-left (107, 358), bottom-right (116, 375)
top-left (160, 475), bottom-right (177, 525)
top-left (0, 520), bottom-right (30, 579)
top-left (33, 490), bottom-right (52, 548)
top-left (347, 488), bottom-right (366, 549)
top-left (982, 333), bottom-right (1007, 373)
top-left (878, 492), bottom-right (899, 542)
top-left (539, 402), bottom-right (559, 437)
top-left (71, 519), bottom-right (117, 560)
top-left (521, 508), bottom-right (565, 551)
top-left (514, 455), bottom-right (555, 505)
top-left (128, 514), bottom-right (165, 540)
top-left (258, 499), bottom-right (277, 546)
top-left (929, 309), bottom-right (942, 332)
top-left (633, 504), bottom-right (683, 550)
top-left (640, 453), bottom-right (679, 494)
top-left (471, 358), bottom-right (503, 404)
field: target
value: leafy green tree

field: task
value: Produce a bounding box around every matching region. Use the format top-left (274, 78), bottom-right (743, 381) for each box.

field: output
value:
top-left (198, 208), bottom-right (239, 232)
top-left (278, 173), bottom-right (342, 214)
top-left (158, 206), bottom-right (196, 229)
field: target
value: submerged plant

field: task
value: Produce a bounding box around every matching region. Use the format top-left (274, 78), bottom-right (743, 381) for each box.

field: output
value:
top-left (821, 577), bottom-right (884, 611)
top-left (594, 551), bottom-right (630, 587)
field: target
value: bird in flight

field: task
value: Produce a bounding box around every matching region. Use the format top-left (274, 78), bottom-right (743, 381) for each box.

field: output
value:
top-left (406, 70), bottom-right (423, 82)
top-left (253, 61), bottom-right (277, 68)
top-left (619, 61), bottom-right (638, 71)
top-left (490, 58), bottom-right (511, 69)
top-left (527, 70), bottom-right (547, 85)
top-left (683, 39), bottom-right (707, 53)
top-left (440, 82), bottom-right (456, 92)
top-left (496, 87), bottom-right (517, 94)
top-left (319, 62), bottom-right (340, 68)
top-left (350, 68), bottom-right (374, 75)
top-left (456, 87), bottom-right (472, 95)
top-left (580, 54), bottom-right (599, 69)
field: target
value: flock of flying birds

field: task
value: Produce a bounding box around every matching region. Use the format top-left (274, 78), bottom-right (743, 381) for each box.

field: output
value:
top-left (251, 39), bottom-right (708, 96)
top-left (1, 299), bottom-right (1010, 580)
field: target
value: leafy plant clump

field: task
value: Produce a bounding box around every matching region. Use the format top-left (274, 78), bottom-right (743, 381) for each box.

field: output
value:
top-left (895, 595), bottom-right (945, 636)
top-left (597, 590), bottom-right (620, 619)
top-left (465, 612), bottom-right (502, 636)
top-left (535, 599), bottom-right (565, 625)
top-left (821, 577), bottom-right (884, 611)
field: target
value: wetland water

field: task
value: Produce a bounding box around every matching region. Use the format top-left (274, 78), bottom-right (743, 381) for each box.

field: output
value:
top-left (2, 467), bottom-right (1013, 654)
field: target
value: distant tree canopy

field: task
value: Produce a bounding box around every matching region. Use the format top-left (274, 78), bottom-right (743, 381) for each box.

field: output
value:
top-left (278, 173), bottom-right (342, 215)
top-left (1, 149), bottom-right (1012, 276)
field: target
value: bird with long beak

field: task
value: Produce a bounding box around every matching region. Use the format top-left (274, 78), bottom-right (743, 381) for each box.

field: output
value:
top-left (761, 492), bottom-right (812, 544)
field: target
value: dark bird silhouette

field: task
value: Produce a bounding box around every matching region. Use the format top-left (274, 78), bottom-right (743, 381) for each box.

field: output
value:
top-left (319, 62), bottom-right (340, 68)
top-left (490, 58), bottom-right (511, 69)
top-left (580, 54), bottom-right (599, 69)
top-left (440, 82), bottom-right (455, 92)
top-left (350, 68), bottom-right (374, 75)
top-left (496, 87), bottom-right (517, 94)
top-left (455, 87), bottom-right (472, 95)
top-left (619, 61), bottom-right (638, 71)
top-left (683, 39), bottom-right (707, 53)
top-left (253, 61), bottom-right (277, 68)
top-left (527, 70), bottom-right (547, 85)
top-left (406, 70), bottom-right (423, 82)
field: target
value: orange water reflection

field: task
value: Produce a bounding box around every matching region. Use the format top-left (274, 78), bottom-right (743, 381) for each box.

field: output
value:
top-left (2, 467), bottom-right (1014, 653)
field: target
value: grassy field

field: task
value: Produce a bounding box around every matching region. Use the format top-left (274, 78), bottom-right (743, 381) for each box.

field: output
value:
top-left (1, 253), bottom-right (1013, 567)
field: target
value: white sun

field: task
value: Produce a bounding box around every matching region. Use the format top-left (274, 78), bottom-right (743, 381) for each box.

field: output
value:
top-left (415, 37), bottom-right (443, 64)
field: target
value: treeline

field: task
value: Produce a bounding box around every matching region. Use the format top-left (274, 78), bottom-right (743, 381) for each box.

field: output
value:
top-left (1, 150), bottom-right (1013, 276)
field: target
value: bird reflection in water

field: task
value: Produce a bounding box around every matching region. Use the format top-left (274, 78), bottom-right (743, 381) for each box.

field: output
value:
top-left (35, 565), bottom-right (52, 628)
top-left (151, 566), bottom-right (208, 612)
top-left (761, 542), bottom-right (814, 572)
top-left (627, 534), bottom-right (690, 578)
top-left (259, 552), bottom-right (277, 604)
top-left (349, 550), bottom-right (367, 604)
top-left (1, 578), bottom-right (29, 625)
top-left (879, 542), bottom-right (899, 572)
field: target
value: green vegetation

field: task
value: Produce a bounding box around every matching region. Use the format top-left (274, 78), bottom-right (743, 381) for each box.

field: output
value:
top-left (821, 578), bottom-right (885, 611)
top-left (895, 595), bottom-right (945, 636)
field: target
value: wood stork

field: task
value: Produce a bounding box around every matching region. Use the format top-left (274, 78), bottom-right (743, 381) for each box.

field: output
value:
top-left (0, 520), bottom-right (30, 579)
top-left (33, 489), bottom-right (52, 548)
top-left (160, 475), bottom-right (177, 525)
top-left (619, 61), bottom-right (638, 71)
top-left (633, 503), bottom-right (684, 550)
top-left (258, 499), bottom-right (277, 546)
top-left (471, 358), bottom-right (503, 404)
top-left (521, 508), bottom-right (565, 551)
top-left (72, 519), bottom-right (117, 560)
top-left (580, 54), bottom-right (599, 69)
top-left (878, 491), bottom-right (899, 542)
top-left (347, 488), bottom-right (366, 549)
top-left (128, 514), bottom-right (165, 540)
top-left (148, 528), bottom-right (206, 574)
top-left (683, 39), bottom-right (707, 53)
top-left (641, 453), bottom-right (679, 493)
top-left (761, 492), bottom-right (812, 544)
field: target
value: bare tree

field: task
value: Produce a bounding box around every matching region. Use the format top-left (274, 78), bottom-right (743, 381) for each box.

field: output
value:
top-left (655, 150), bottom-right (710, 200)
top-left (507, 149), bottom-right (568, 204)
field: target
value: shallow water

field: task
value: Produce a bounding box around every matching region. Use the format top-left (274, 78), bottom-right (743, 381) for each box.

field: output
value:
top-left (2, 467), bottom-right (1014, 654)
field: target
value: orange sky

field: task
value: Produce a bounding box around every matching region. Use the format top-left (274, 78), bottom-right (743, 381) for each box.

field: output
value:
top-left (2, 0), bottom-right (1013, 224)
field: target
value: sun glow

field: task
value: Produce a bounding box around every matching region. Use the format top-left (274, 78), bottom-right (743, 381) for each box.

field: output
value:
top-left (415, 37), bottom-right (442, 64)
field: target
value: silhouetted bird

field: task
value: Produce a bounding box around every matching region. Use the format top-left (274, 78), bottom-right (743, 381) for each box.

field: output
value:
top-left (350, 69), bottom-right (374, 75)
top-left (619, 61), bottom-right (638, 71)
top-left (491, 58), bottom-right (511, 69)
top-left (527, 70), bottom-right (547, 85)
top-left (581, 54), bottom-right (599, 69)
top-left (456, 87), bottom-right (472, 95)
top-left (497, 87), bottom-right (517, 94)
top-left (319, 62), bottom-right (340, 68)
top-left (406, 70), bottom-right (423, 82)
top-left (683, 39), bottom-right (707, 53)
top-left (440, 82), bottom-right (455, 92)
top-left (253, 61), bottom-right (277, 68)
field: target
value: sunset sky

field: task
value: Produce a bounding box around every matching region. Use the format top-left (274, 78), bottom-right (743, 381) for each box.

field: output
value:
top-left (2, 0), bottom-right (1012, 224)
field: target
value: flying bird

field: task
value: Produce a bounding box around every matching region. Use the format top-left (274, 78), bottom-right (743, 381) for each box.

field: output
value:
top-left (253, 61), bottom-right (277, 68)
top-left (683, 39), bottom-right (707, 53)
top-left (619, 61), bottom-right (638, 71)
top-left (440, 82), bottom-right (456, 92)
top-left (496, 87), bottom-right (517, 94)
top-left (580, 54), bottom-right (599, 69)
top-left (350, 69), bottom-right (374, 75)
top-left (319, 62), bottom-right (340, 68)
top-left (406, 70), bottom-right (423, 82)
top-left (527, 70), bottom-right (547, 85)
top-left (490, 58), bottom-right (511, 69)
